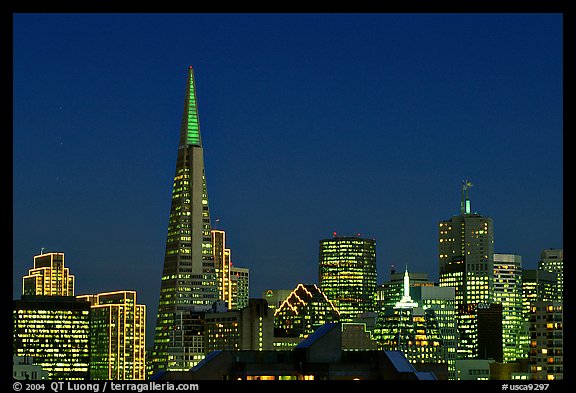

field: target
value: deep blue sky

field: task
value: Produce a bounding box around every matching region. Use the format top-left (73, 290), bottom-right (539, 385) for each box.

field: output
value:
top-left (12, 13), bottom-right (563, 347)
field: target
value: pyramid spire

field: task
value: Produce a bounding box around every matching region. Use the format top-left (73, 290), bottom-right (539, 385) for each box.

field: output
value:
top-left (180, 66), bottom-right (202, 147)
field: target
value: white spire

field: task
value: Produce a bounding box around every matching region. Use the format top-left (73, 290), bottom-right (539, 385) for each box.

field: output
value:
top-left (395, 266), bottom-right (418, 309)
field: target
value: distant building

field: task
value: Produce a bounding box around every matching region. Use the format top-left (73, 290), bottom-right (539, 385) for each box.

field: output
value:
top-left (319, 235), bottom-right (377, 321)
top-left (22, 252), bottom-right (75, 296)
top-left (261, 289), bottom-right (292, 311)
top-left (13, 296), bottom-right (91, 380)
top-left (455, 359), bottom-right (494, 380)
top-left (78, 291), bottom-right (146, 380)
top-left (493, 254), bottom-right (525, 362)
top-left (153, 322), bottom-right (442, 380)
top-left (212, 229), bottom-right (232, 307)
top-left (376, 271), bottom-right (433, 310)
top-left (528, 301), bottom-right (563, 380)
top-left (438, 181), bottom-right (494, 359)
top-left (230, 266), bottom-right (249, 310)
top-left (538, 249), bottom-right (563, 302)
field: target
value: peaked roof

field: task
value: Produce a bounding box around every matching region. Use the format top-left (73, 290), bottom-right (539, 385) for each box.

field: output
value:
top-left (180, 66), bottom-right (202, 148)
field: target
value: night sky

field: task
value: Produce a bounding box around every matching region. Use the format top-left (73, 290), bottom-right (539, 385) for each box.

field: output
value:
top-left (12, 13), bottom-right (563, 347)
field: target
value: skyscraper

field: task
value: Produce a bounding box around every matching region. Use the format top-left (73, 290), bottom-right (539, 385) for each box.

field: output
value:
top-left (438, 181), bottom-right (494, 360)
top-left (318, 235), bottom-right (377, 321)
top-left (78, 291), bottom-right (146, 380)
top-left (152, 66), bottom-right (217, 373)
top-left (22, 252), bottom-right (75, 296)
top-left (538, 249), bottom-right (563, 302)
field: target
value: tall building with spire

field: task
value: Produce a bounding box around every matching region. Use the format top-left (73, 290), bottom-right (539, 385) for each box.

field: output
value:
top-left (438, 180), bottom-right (494, 360)
top-left (151, 66), bottom-right (217, 373)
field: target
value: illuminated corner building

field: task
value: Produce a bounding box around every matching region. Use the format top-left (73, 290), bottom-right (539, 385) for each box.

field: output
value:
top-left (22, 252), bottom-right (74, 296)
top-left (13, 296), bottom-right (91, 380)
top-left (77, 291), bottom-right (146, 380)
top-left (493, 254), bottom-right (525, 363)
top-left (212, 229), bottom-right (232, 307)
top-left (438, 180), bottom-right (494, 360)
top-left (230, 266), bottom-right (249, 310)
top-left (374, 269), bottom-right (449, 380)
top-left (204, 299), bottom-right (274, 354)
top-left (538, 249), bottom-right (563, 302)
top-left (152, 66), bottom-right (217, 373)
top-left (318, 235), bottom-right (377, 322)
top-left (528, 301), bottom-right (563, 380)
top-left (274, 284), bottom-right (340, 347)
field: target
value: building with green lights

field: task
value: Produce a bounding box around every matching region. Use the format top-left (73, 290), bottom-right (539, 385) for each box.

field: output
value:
top-left (318, 235), bottom-right (377, 322)
top-left (274, 283), bottom-right (340, 341)
top-left (376, 271), bottom-right (433, 311)
top-left (493, 254), bottom-right (525, 363)
top-left (151, 66), bottom-right (218, 373)
top-left (438, 181), bottom-right (494, 360)
top-left (13, 296), bottom-right (91, 380)
top-left (230, 266), bottom-right (249, 310)
top-left (538, 249), bottom-right (563, 302)
top-left (78, 291), bottom-right (146, 380)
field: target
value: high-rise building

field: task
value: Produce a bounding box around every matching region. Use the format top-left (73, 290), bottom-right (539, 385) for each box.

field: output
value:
top-left (230, 266), bottom-right (249, 310)
top-left (538, 249), bottom-right (563, 302)
top-left (493, 254), bottom-right (525, 363)
top-left (528, 301), bottom-right (563, 380)
top-left (13, 296), bottom-right (91, 380)
top-left (152, 66), bottom-right (218, 372)
top-left (78, 291), bottom-right (146, 380)
top-left (22, 252), bottom-right (75, 296)
top-left (212, 229), bottom-right (232, 307)
top-left (376, 271), bottom-right (433, 311)
top-left (438, 181), bottom-right (494, 360)
top-left (318, 235), bottom-right (377, 321)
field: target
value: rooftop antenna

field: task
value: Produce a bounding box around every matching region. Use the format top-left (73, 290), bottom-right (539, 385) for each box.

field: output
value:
top-left (461, 180), bottom-right (473, 215)
top-left (40, 247), bottom-right (45, 255)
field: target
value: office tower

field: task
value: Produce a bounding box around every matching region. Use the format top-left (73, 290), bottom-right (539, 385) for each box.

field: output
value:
top-left (262, 289), bottom-right (292, 311)
top-left (152, 66), bottom-right (217, 372)
top-left (493, 254), bottom-right (525, 363)
top-left (376, 271), bottom-right (433, 311)
top-left (230, 266), bottom-right (249, 310)
top-left (528, 301), bottom-right (563, 380)
top-left (538, 249), bottom-right (563, 302)
top-left (212, 229), bottom-right (232, 307)
top-left (22, 252), bottom-right (75, 296)
top-left (204, 299), bottom-right (274, 354)
top-left (13, 296), bottom-right (91, 380)
top-left (318, 235), bottom-right (377, 321)
top-left (78, 291), bottom-right (146, 380)
top-left (438, 180), bottom-right (494, 359)
top-left (274, 283), bottom-right (340, 339)
top-left (412, 286), bottom-right (457, 380)
top-left (476, 303), bottom-right (503, 362)
top-left (375, 269), bottom-right (449, 375)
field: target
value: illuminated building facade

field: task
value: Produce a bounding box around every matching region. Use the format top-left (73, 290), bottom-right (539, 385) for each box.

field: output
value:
top-left (274, 283), bottom-right (340, 339)
top-left (438, 181), bottom-right (494, 359)
top-left (212, 229), bottom-right (232, 307)
top-left (528, 301), bottom-right (563, 380)
top-left (375, 270), bottom-right (449, 375)
top-left (152, 66), bottom-right (218, 373)
top-left (23, 252), bottom-right (74, 296)
top-left (78, 291), bottom-right (146, 380)
top-left (13, 296), bottom-right (91, 380)
top-left (411, 285), bottom-right (457, 380)
top-left (318, 235), bottom-right (377, 321)
top-left (493, 254), bottom-right (525, 363)
top-left (230, 266), bottom-right (249, 310)
top-left (538, 249), bottom-right (563, 302)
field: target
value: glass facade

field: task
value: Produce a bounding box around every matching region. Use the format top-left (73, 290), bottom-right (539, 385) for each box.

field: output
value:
top-left (318, 236), bottom-right (377, 322)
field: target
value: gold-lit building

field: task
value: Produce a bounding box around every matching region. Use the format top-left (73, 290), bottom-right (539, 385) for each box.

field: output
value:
top-left (78, 291), bottom-right (146, 380)
top-left (528, 301), bottom-right (563, 380)
top-left (23, 252), bottom-right (75, 296)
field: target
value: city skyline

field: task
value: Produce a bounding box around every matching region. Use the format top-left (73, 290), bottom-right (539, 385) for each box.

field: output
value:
top-left (12, 13), bottom-right (563, 349)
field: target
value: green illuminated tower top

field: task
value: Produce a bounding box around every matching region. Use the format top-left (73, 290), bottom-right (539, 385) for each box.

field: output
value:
top-left (180, 66), bottom-right (202, 147)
